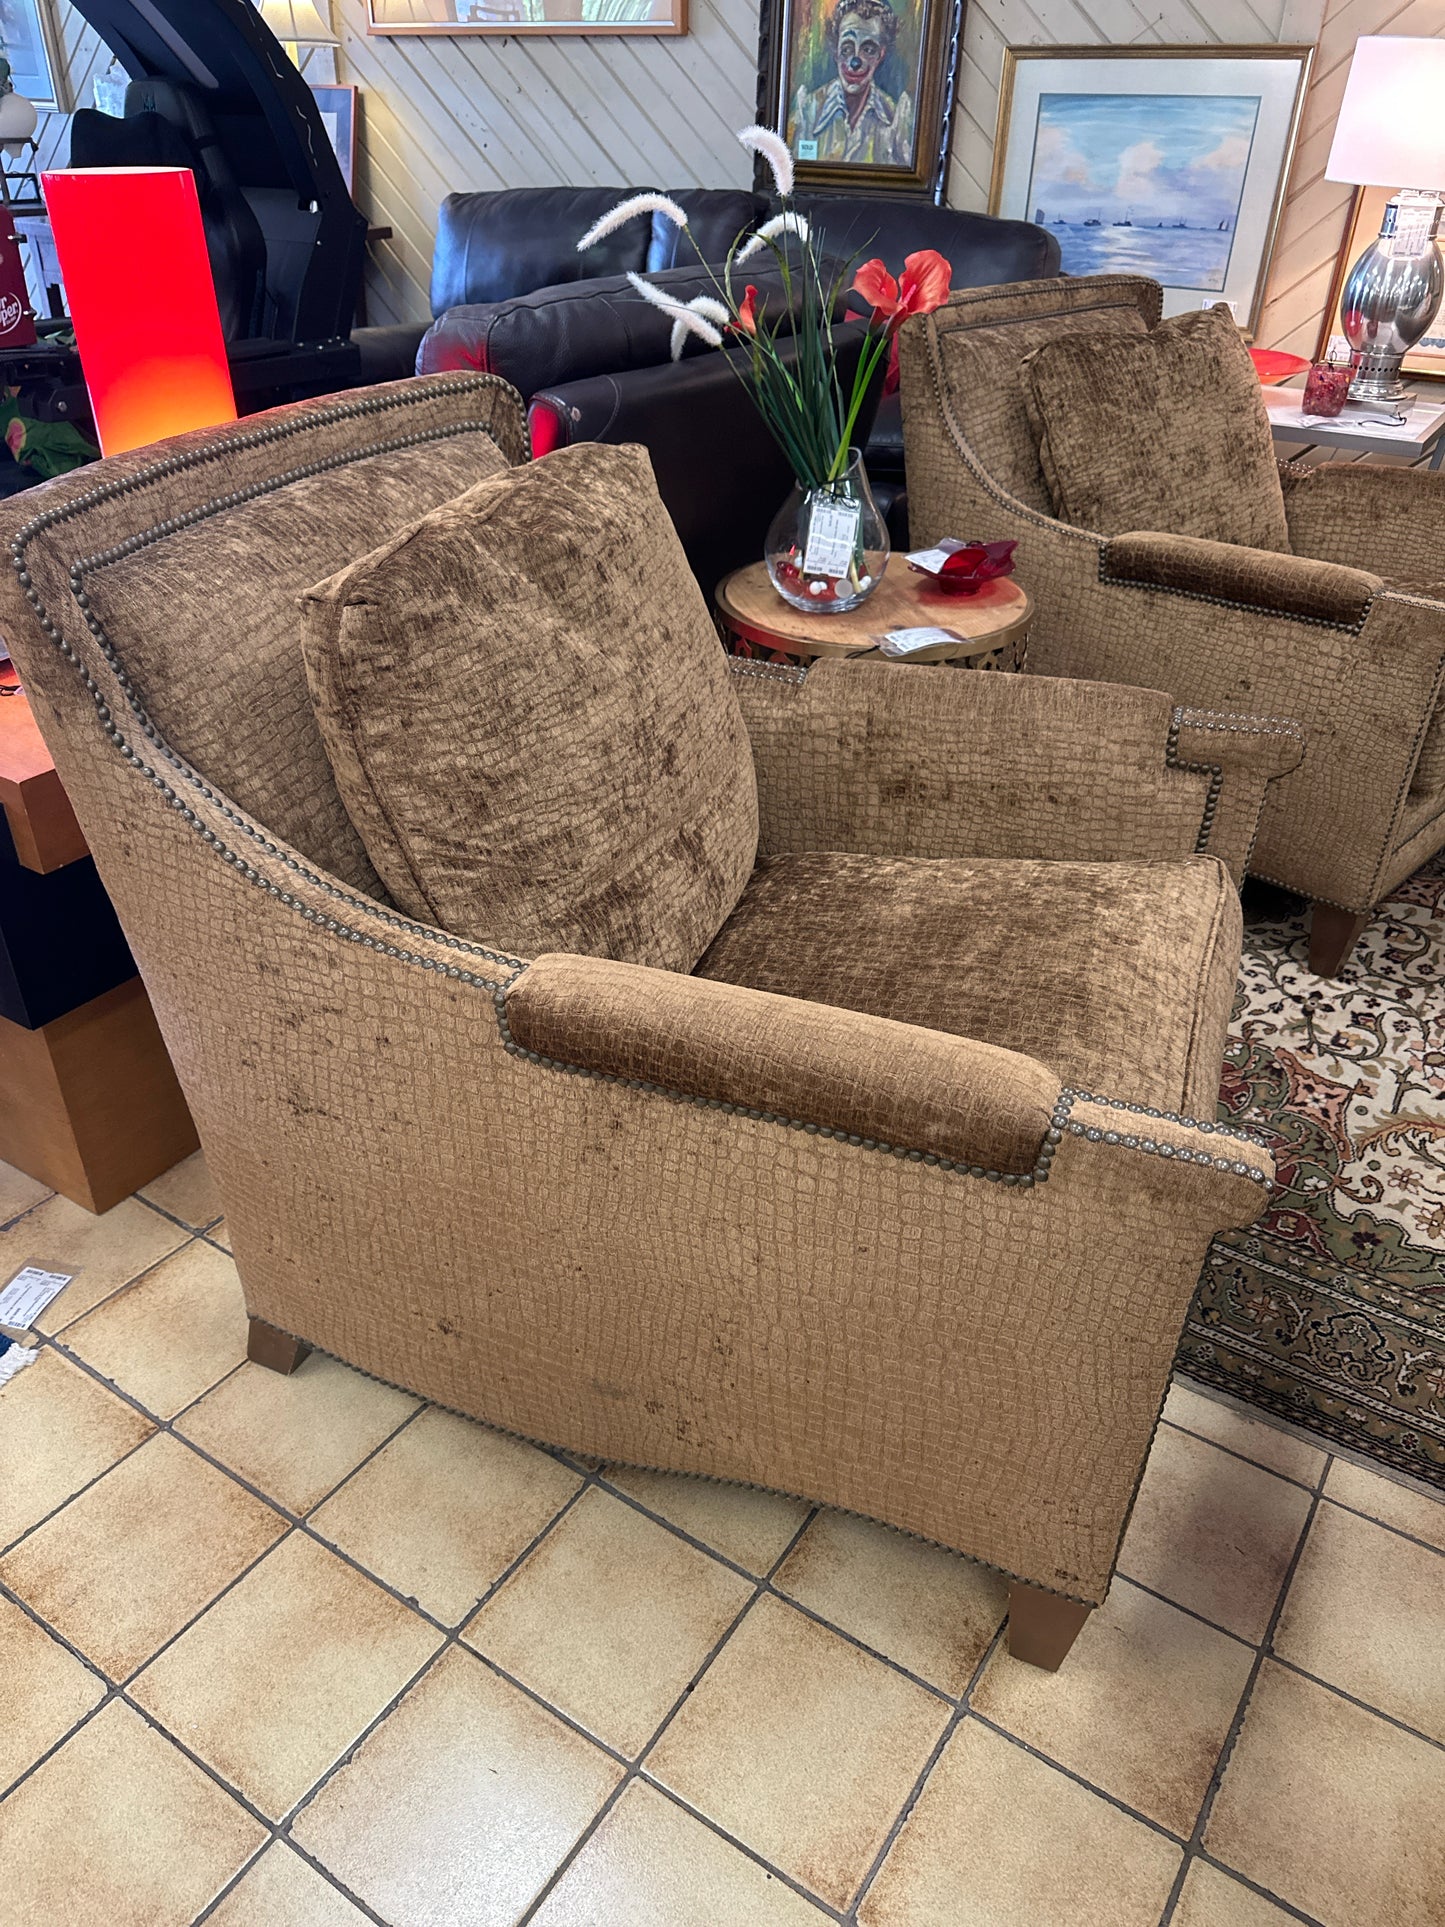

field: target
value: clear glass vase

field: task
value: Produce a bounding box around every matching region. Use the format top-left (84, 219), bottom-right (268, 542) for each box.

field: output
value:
top-left (764, 448), bottom-right (889, 614)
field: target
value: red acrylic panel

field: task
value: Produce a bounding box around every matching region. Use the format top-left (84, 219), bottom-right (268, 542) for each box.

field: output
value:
top-left (40, 167), bottom-right (236, 456)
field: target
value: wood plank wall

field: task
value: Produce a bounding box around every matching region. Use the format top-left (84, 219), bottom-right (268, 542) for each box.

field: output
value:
top-left (32, 0), bottom-right (1445, 351)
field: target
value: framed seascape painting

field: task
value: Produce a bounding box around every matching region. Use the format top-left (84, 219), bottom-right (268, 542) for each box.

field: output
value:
top-left (1317, 184), bottom-right (1445, 382)
top-left (756, 0), bottom-right (965, 197)
top-left (310, 83), bottom-right (357, 195)
top-left (990, 46), bottom-right (1312, 338)
top-left (367, 0), bottom-right (686, 33)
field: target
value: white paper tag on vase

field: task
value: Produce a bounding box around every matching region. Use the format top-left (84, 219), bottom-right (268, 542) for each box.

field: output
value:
top-left (801, 498), bottom-right (861, 579)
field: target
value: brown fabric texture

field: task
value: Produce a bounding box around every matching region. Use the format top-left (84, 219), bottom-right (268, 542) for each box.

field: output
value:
top-left (1018, 305), bottom-right (1290, 551)
top-left (55, 375), bottom-right (527, 896)
top-left (0, 377), bottom-right (1272, 1608)
top-left (730, 659), bottom-right (1303, 888)
top-left (1103, 531), bottom-right (1379, 628)
top-left (301, 441), bottom-right (757, 971)
top-left (506, 952), bottom-right (1061, 1176)
top-left (694, 850), bottom-right (1239, 1119)
top-left (914, 275), bottom-right (1158, 513)
top-left (899, 288), bottom-right (1445, 913)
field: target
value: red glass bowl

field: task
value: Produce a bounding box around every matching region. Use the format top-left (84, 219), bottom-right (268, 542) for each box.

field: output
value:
top-left (1249, 348), bottom-right (1311, 386)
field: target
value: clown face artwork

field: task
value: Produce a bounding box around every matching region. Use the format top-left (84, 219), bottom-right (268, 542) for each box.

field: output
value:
top-left (788, 0), bottom-right (917, 169)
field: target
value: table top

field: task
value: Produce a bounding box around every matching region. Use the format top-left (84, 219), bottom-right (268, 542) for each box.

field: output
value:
top-left (715, 561), bottom-right (1032, 663)
top-left (1264, 385), bottom-right (1445, 453)
top-left (0, 661), bottom-right (85, 873)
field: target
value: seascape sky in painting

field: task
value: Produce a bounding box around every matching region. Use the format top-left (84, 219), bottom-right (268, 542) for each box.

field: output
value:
top-left (1027, 92), bottom-right (1260, 289)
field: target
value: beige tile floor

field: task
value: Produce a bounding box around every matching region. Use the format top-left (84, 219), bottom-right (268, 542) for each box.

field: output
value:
top-left (2, 1151), bottom-right (1443, 1927)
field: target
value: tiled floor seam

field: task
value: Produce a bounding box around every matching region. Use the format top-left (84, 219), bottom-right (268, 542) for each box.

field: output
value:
top-left (1264, 1651), bottom-right (1445, 1755)
top-left (42, 1235), bottom-right (205, 1338)
top-left (1157, 1415), bottom-right (1320, 1492)
top-left (132, 1190), bottom-right (224, 1238)
top-left (514, 1505), bottom-right (845, 1927)
top-left (1317, 1493), bottom-right (1445, 1562)
top-left (1155, 1452), bottom-right (1332, 1927)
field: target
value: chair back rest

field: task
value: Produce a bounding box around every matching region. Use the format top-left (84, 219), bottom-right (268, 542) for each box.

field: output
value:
top-left (915, 275), bottom-right (1160, 511)
top-left (0, 376), bottom-right (526, 897)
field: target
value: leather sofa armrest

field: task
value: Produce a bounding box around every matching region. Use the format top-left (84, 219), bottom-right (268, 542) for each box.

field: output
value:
top-left (730, 659), bottom-right (1300, 884)
top-left (351, 322), bottom-right (430, 386)
top-left (1102, 530), bottom-right (1382, 627)
top-left (503, 951), bottom-right (1063, 1178)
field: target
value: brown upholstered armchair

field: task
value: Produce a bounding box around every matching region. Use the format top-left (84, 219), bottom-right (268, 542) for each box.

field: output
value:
top-left (0, 375), bottom-right (1297, 1669)
top-left (899, 275), bottom-right (1445, 974)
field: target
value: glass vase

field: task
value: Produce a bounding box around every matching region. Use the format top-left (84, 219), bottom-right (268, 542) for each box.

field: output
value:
top-left (764, 448), bottom-right (889, 614)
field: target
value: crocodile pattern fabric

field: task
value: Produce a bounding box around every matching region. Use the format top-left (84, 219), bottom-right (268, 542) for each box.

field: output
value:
top-left (694, 849), bottom-right (1240, 1119)
top-left (899, 282), bottom-right (1445, 915)
top-left (0, 375), bottom-right (1274, 1609)
top-left (1018, 305), bottom-right (1290, 552)
top-left (301, 441), bottom-right (758, 970)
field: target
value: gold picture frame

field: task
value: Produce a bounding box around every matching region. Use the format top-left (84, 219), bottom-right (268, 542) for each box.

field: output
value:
top-left (366, 0), bottom-right (686, 34)
top-left (989, 44), bottom-right (1312, 340)
top-left (1316, 184), bottom-right (1445, 382)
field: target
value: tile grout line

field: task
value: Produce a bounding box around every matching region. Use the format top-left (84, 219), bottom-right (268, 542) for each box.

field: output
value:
top-left (131, 1190), bottom-right (225, 1240)
top-left (1156, 1446), bottom-right (1333, 1927)
top-left (1157, 1414), bottom-right (1324, 1493)
top-left (26, 1230), bottom-right (203, 1341)
top-left (1315, 1492), bottom-right (1445, 1564)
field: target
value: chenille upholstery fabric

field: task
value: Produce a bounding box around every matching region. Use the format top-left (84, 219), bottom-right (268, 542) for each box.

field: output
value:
top-left (694, 850), bottom-right (1239, 1120)
top-left (300, 442), bottom-right (757, 970)
top-left (69, 378), bottom-right (527, 896)
top-left (0, 377), bottom-right (1279, 1614)
top-left (899, 277), bottom-right (1445, 920)
top-left (1018, 305), bottom-right (1290, 552)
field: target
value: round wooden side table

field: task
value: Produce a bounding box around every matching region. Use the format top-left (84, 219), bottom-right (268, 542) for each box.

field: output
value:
top-left (715, 560), bottom-right (1033, 669)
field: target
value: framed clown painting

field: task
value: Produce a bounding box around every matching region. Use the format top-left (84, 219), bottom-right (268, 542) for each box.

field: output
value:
top-left (756, 0), bottom-right (965, 197)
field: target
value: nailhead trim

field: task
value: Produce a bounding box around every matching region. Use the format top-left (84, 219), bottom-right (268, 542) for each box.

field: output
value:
top-left (8, 376), bottom-right (529, 980)
top-left (726, 656), bottom-right (809, 686)
top-left (1098, 547), bottom-right (1373, 635)
top-left (1164, 704), bottom-right (1224, 856)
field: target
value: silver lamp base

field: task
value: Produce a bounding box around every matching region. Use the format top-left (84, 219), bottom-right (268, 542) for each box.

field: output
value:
top-left (1341, 189), bottom-right (1444, 403)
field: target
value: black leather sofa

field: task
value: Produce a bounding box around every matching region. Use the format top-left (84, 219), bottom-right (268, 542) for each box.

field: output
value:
top-left (408, 186), bottom-right (1059, 575)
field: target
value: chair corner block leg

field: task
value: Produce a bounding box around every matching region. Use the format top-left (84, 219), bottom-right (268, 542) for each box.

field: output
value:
top-left (246, 1315), bottom-right (311, 1375)
top-left (1006, 1581), bottom-right (1095, 1670)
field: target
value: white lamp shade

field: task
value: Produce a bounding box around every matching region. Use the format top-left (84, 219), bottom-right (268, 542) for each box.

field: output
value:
top-left (1326, 36), bottom-right (1445, 188)
top-left (258, 0), bottom-right (338, 44)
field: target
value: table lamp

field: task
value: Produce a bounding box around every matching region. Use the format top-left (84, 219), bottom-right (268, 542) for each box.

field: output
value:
top-left (41, 167), bottom-right (236, 456)
top-left (1326, 35), bottom-right (1445, 403)
top-left (257, 0), bottom-right (338, 74)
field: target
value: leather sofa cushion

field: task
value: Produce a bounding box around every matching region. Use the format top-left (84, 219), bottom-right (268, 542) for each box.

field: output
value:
top-left (648, 189), bottom-right (767, 270)
top-left (797, 193), bottom-right (1061, 290)
top-left (300, 442), bottom-right (759, 969)
top-left (694, 848), bottom-right (1240, 1119)
top-left (1019, 304), bottom-right (1291, 551)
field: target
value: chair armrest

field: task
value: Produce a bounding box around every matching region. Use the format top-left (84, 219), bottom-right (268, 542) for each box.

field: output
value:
top-left (729, 658), bottom-right (1301, 884)
top-left (1102, 530), bottom-right (1382, 626)
top-left (504, 950), bottom-right (1061, 1178)
top-left (1280, 461), bottom-right (1445, 583)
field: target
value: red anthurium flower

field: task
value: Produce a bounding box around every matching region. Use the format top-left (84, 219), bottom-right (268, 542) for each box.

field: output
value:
top-left (735, 284), bottom-right (760, 335)
top-left (895, 249), bottom-right (952, 322)
top-left (850, 257), bottom-right (899, 328)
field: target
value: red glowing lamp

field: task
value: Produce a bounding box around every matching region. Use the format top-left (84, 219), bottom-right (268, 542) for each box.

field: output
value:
top-left (41, 167), bottom-right (236, 457)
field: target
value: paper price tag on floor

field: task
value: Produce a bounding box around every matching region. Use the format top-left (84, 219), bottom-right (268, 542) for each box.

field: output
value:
top-left (801, 498), bottom-right (861, 578)
top-left (0, 1266), bottom-right (74, 1328)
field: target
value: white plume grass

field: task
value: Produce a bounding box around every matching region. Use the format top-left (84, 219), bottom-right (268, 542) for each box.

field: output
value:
top-left (737, 124), bottom-right (794, 200)
top-left (578, 192), bottom-right (689, 252)
top-left (736, 212), bottom-right (810, 263)
top-left (668, 307), bottom-right (725, 359)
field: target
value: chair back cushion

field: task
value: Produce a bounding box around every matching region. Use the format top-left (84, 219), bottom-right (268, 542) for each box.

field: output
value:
top-left (300, 441), bottom-right (758, 968)
top-left (907, 275), bottom-right (1159, 512)
top-left (1018, 304), bottom-right (1291, 551)
top-left (16, 376), bottom-right (527, 900)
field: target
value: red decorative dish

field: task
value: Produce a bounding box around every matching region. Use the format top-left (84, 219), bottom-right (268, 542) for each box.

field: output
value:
top-left (1249, 348), bottom-right (1311, 386)
top-left (906, 538), bottom-right (1017, 595)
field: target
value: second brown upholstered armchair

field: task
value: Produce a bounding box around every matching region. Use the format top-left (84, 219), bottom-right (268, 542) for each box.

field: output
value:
top-left (0, 376), bottom-right (1300, 1668)
top-left (899, 274), bottom-right (1445, 974)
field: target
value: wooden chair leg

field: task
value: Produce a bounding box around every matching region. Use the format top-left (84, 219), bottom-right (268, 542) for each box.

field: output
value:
top-left (1007, 1583), bottom-right (1094, 1671)
top-left (1308, 902), bottom-right (1370, 977)
top-left (247, 1315), bottom-right (311, 1376)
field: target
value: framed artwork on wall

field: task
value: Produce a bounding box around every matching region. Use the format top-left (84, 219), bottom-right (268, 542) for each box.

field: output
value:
top-left (366, 0), bottom-right (686, 34)
top-left (0, 0), bottom-right (69, 111)
top-left (755, 0), bottom-right (965, 198)
top-left (1317, 183), bottom-right (1445, 382)
top-left (990, 45), bottom-right (1312, 339)
top-left (309, 82), bottom-right (357, 195)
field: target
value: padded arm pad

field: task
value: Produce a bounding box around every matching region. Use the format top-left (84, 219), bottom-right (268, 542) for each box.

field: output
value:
top-left (1102, 530), bottom-right (1381, 628)
top-left (730, 660), bottom-right (1300, 882)
top-left (504, 951), bottom-right (1063, 1178)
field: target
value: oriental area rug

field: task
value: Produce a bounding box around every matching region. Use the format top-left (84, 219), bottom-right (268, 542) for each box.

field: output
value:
top-left (1180, 856), bottom-right (1445, 1492)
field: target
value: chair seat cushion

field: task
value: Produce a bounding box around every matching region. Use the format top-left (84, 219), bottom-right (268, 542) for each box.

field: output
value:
top-left (301, 441), bottom-right (758, 969)
top-left (693, 849), bottom-right (1240, 1118)
top-left (1018, 305), bottom-right (1291, 553)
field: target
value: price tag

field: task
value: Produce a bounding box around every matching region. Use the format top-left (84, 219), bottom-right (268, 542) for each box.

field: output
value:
top-left (876, 626), bottom-right (965, 658)
top-left (801, 498), bottom-right (861, 579)
top-left (904, 545), bottom-right (958, 574)
top-left (0, 1265), bottom-right (74, 1328)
